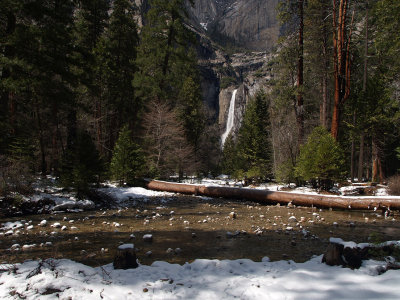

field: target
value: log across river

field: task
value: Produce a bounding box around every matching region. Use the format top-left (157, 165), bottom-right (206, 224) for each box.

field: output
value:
top-left (146, 180), bottom-right (400, 211)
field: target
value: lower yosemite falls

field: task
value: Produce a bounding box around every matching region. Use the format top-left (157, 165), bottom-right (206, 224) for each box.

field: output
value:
top-left (221, 89), bottom-right (238, 147)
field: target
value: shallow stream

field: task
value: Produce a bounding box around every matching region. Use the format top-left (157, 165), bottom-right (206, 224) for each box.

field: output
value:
top-left (1, 196), bottom-right (400, 266)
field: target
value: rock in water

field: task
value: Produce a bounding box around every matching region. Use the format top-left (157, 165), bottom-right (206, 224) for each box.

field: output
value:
top-left (143, 234), bottom-right (153, 242)
top-left (113, 244), bottom-right (138, 269)
top-left (229, 212), bottom-right (237, 219)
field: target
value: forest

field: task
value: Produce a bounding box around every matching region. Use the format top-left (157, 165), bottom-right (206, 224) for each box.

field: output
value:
top-left (1, 0), bottom-right (400, 198)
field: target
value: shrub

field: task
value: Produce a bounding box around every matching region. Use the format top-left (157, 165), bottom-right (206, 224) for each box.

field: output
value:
top-left (295, 127), bottom-right (345, 190)
top-left (220, 77), bottom-right (237, 89)
top-left (388, 174), bottom-right (400, 195)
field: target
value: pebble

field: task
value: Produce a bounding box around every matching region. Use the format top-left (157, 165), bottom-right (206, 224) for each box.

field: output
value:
top-left (143, 234), bottom-right (153, 242)
top-left (229, 212), bottom-right (237, 219)
top-left (22, 244), bottom-right (36, 251)
top-left (11, 244), bottom-right (20, 250)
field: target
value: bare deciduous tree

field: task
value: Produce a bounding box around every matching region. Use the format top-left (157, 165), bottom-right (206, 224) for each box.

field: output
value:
top-left (142, 100), bottom-right (198, 180)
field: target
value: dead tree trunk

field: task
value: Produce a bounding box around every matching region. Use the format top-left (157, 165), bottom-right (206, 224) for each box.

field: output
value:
top-left (146, 180), bottom-right (400, 210)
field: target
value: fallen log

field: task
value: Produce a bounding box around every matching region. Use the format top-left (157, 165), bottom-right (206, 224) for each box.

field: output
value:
top-left (145, 180), bottom-right (400, 210)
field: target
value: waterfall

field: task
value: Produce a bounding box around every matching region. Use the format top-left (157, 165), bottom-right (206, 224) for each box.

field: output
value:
top-left (221, 89), bottom-right (238, 148)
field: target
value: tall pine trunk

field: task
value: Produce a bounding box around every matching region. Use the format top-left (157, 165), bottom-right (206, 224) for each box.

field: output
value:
top-left (331, 0), bottom-right (354, 140)
top-left (296, 0), bottom-right (304, 147)
top-left (350, 111), bottom-right (356, 181)
top-left (358, 133), bottom-right (364, 180)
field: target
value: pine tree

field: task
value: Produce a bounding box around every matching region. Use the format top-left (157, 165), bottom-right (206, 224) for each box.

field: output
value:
top-left (73, 0), bottom-right (110, 156)
top-left (133, 0), bottom-right (196, 104)
top-left (295, 127), bottom-right (345, 190)
top-left (101, 0), bottom-right (139, 129)
top-left (371, 0), bottom-right (400, 81)
top-left (235, 91), bottom-right (272, 182)
top-left (221, 134), bottom-right (237, 176)
top-left (110, 125), bottom-right (145, 186)
top-left (91, 0), bottom-right (140, 155)
top-left (177, 76), bottom-right (204, 149)
top-left (60, 131), bottom-right (103, 197)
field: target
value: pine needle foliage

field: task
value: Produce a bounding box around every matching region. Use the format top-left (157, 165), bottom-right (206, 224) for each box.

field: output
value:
top-left (295, 126), bottom-right (345, 190)
top-left (60, 131), bottom-right (103, 197)
top-left (110, 125), bottom-right (145, 186)
top-left (235, 91), bottom-right (272, 182)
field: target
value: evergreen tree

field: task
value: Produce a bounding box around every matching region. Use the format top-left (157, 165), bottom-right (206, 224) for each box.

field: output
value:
top-left (235, 91), bottom-right (272, 182)
top-left (73, 0), bottom-right (110, 156)
top-left (221, 134), bottom-right (237, 176)
top-left (295, 127), bottom-right (345, 190)
top-left (371, 0), bottom-right (400, 81)
top-left (101, 0), bottom-right (139, 128)
top-left (60, 131), bottom-right (103, 197)
top-left (177, 76), bottom-right (204, 149)
top-left (133, 0), bottom-right (197, 104)
top-left (93, 0), bottom-right (140, 155)
top-left (110, 125), bottom-right (145, 186)
top-left (0, 0), bottom-right (78, 173)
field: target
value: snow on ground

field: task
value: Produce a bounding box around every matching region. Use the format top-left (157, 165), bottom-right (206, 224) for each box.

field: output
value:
top-left (1, 255), bottom-right (399, 299)
top-left (98, 184), bottom-right (175, 205)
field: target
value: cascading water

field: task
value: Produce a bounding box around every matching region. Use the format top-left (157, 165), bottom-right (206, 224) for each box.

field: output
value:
top-left (221, 89), bottom-right (238, 148)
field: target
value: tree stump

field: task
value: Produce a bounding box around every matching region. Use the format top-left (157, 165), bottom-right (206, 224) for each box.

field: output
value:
top-left (113, 244), bottom-right (138, 269)
top-left (322, 243), bottom-right (345, 266)
top-left (322, 242), bottom-right (366, 269)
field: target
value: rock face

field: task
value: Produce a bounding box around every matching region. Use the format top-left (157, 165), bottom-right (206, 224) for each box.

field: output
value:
top-left (188, 0), bottom-right (279, 51)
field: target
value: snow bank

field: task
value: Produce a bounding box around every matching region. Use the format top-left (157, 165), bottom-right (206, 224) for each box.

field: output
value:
top-left (1, 256), bottom-right (399, 299)
top-left (52, 199), bottom-right (94, 211)
top-left (98, 185), bottom-right (175, 204)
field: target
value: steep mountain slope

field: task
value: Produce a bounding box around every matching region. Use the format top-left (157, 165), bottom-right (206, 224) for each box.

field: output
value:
top-left (188, 0), bottom-right (279, 51)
